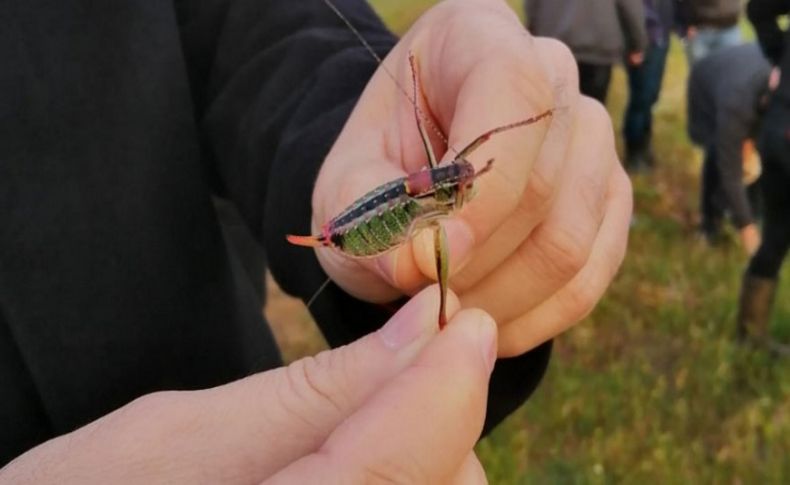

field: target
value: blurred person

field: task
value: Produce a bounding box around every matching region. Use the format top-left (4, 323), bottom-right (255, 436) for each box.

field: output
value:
top-left (623, 0), bottom-right (675, 171)
top-left (737, 0), bottom-right (790, 349)
top-left (676, 0), bottom-right (742, 63)
top-left (0, 0), bottom-right (633, 478)
top-left (687, 43), bottom-right (771, 254)
top-left (525, 0), bottom-right (648, 103)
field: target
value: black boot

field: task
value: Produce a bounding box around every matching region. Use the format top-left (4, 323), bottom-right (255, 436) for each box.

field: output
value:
top-left (736, 274), bottom-right (790, 354)
top-left (625, 140), bottom-right (650, 173)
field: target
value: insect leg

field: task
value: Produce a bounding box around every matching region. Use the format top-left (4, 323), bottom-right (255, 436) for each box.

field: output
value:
top-left (433, 221), bottom-right (449, 329)
top-left (408, 53), bottom-right (440, 169)
top-left (456, 109), bottom-right (554, 160)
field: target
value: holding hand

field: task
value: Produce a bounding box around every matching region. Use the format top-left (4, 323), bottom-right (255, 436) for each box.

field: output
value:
top-left (312, 0), bottom-right (632, 357)
top-left (1, 287), bottom-right (494, 484)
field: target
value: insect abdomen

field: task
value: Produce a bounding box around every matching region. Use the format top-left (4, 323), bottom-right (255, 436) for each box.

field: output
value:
top-left (333, 200), bottom-right (422, 257)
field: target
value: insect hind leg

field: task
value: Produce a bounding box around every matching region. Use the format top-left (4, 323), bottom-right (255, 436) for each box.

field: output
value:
top-left (408, 52), bottom-right (442, 169)
top-left (433, 222), bottom-right (449, 329)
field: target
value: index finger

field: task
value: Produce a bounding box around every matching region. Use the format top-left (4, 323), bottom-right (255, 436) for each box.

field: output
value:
top-left (426, 0), bottom-right (556, 244)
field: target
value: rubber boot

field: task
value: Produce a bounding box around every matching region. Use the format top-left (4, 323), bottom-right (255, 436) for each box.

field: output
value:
top-left (735, 274), bottom-right (790, 355)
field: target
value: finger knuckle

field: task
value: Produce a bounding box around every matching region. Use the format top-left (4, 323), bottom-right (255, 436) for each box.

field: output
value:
top-left (281, 350), bottom-right (346, 421)
top-left (522, 164), bottom-right (555, 214)
top-left (532, 226), bottom-right (589, 281)
top-left (561, 280), bottom-right (600, 323)
top-left (359, 457), bottom-right (425, 485)
top-left (578, 97), bottom-right (616, 149)
top-left (575, 172), bottom-right (609, 223)
top-left (542, 37), bottom-right (578, 83)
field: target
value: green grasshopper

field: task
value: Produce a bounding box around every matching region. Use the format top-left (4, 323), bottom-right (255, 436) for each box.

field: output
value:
top-left (287, 0), bottom-right (553, 329)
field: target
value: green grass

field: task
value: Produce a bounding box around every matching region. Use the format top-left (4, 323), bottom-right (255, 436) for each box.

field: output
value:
top-left (312, 1), bottom-right (790, 482)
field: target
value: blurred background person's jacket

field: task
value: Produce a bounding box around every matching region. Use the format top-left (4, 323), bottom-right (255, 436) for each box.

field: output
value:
top-left (677, 0), bottom-right (742, 28)
top-left (525, 0), bottom-right (648, 66)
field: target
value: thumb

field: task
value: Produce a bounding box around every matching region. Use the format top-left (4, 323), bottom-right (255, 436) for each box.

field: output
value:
top-left (185, 285), bottom-right (461, 481)
top-left (268, 308), bottom-right (497, 484)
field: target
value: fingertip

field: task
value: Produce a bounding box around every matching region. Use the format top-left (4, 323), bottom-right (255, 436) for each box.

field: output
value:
top-left (378, 284), bottom-right (461, 350)
top-left (447, 308), bottom-right (497, 374)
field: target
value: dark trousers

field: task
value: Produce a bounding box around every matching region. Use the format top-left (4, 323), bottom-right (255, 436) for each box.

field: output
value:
top-left (577, 62), bottom-right (612, 104)
top-left (700, 146), bottom-right (761, 235)
top-left (624, 43), bottom-right (670, 154)
top-left (700, 146), bottom-right (726, 234)
top-left (748, 104), bottom-right (790, 279)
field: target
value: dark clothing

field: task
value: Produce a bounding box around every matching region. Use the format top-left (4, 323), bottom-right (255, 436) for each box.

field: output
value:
top-left (645, 0), bottom-right (677, 45)
top-left (699, 144), bottom-right (727, 233)
top-left (687, 44), bottom-right (771, 228)
top-left (0, 0), bottom-right (551, 465)
top-left (624, 0), bottom-right (672, 160)
top-left (577, 62), bottom-right (614, 103)
top-left (676, 0), bottom-right (741, 28)
top-left (748, 0), bottom-right (790, 104)
top-left (748, 104), bottom-right (790, 278)
top-left (525, 0), bottom-right (648, 65)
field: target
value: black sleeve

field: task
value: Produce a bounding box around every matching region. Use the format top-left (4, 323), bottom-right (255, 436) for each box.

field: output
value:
top-left (747, 0), bottom-right (790, 64)
top-left (714, 100), bottom-right (755, 228)
top-left (173, 0), bottom-right (394, 313)
top-left (174, 0), bottom-right (552, 434)
top-left (674, 0), bottom-right (688, 31)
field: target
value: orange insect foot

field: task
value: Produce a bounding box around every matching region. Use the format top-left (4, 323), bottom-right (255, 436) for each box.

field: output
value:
top-left (286, 234), bottom-right (324, 247)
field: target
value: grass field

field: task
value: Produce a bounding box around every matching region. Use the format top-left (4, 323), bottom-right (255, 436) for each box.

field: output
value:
top-left (266, 2), bottom-right (790, 482)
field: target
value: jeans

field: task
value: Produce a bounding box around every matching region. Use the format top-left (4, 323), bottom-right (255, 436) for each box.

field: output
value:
top-left (624, 42), bottom-right (670, 153)
top-left (684, 24), bottom-right (741, 65)
top-left (748, 104), bottom-right (790, 279)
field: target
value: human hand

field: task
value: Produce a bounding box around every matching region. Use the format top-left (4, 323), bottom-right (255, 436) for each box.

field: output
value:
top-left (311, 0), bottom-right (632, 357)
top-left (769, 66), bottom-right (781, 91)
top-left (686, 26), bottom-right (698, 39)
top-left (0, 287), bottom-right (495, 484)
top-left (739, 223), bottom-right (761, 256)
top-left (628, 51), bottom-right (645, 66)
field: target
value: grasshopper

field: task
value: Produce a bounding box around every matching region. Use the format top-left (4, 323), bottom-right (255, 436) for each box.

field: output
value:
top-left (287, 0), bottom-right (553, 329)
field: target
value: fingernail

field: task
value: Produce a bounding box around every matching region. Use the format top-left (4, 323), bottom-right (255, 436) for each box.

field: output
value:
top-left (379, 293), bottom-right (434, 350)
top-left (477, 313), bottom-right (497, 372)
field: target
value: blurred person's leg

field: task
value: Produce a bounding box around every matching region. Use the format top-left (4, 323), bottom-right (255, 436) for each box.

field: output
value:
top-left (577, 61), bottom-right (612, 104)
top-left (624, 42), bottom-right (669, 171)
top-left (738, 104), bottom-right (790, 344)
top-left (700, 145), bottom-right (725, 242)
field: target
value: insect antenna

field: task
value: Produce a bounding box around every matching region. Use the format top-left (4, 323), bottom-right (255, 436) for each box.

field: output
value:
top-left (306, 276), bottom-right (333, 309)
top-left (320, 0), bottom-right (455, 155)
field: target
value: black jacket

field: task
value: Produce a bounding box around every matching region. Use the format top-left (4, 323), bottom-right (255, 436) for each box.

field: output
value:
top-left (748, 0), bottom-right (790, 104)
top-left (687, 43), bottom-right (771, 228)
top-left (0, 0), bottom-right (551, 465)
top-left (676, 0), bottom-right (742, 28)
